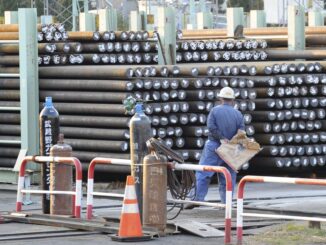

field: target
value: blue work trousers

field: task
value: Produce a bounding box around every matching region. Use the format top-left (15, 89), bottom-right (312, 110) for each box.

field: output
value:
top-left (194, 140), bottom-right (237, 203)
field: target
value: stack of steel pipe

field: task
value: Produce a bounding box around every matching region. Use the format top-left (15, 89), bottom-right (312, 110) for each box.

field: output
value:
top-left (0, 23), bottom-right (72, 66)
top-left (62, 30), bottom-right (158, 65)
top-left (0, 65), bottom-right (135, 172)
top-left (0, 24), bottom-right (158, 66)
top-left (181, 27), bottom-right (326, 44)
top-left (1, 61), bottom-right (326, 172)
top-left (0, 23), bottom-right (75, 169)
top-left (180, 28), bottom-right (326, 61)
top-left (1, 20), bottom-right (326, 173)
top-left (126, 64), bottom-right (257, 164)
top-left (176, 39), bottom-right (268, 63)
top-left (0, 23), bottom-right (68, 41)
top-left (121, 61), bottom-right (326, 171)
top-left (249, 64), bottom-right (326, 170)
top-left (0, 63), bottom-right (258, 171)
top-left (0, 24), bottom-right (20, 168)
top-left (176, 37), bottom-right (326, 62)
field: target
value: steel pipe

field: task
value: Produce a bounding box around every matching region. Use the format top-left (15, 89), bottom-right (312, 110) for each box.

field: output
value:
top-left (0, 124), bottom-right (19, 135)
top-left (181, 27), bottom-right (326, 38)
top-left (0, 113), bottom-right (19, 123)
top-left (266, 49), bottom-right (326, 60)
top-left (60, 115), bottom-right (130, 128)
top-left (39, 91), bottom-right (133, 103)
top-left (38, 66), bottom-right (134, 79)
top-left (61, 127), bottom-right (130, 140)
top-left (65, 138), bottom-right (128, 152)
top-left (181, 126), bottom-right (204, 137)
top-left (182, 137), bottom-right (205, 148)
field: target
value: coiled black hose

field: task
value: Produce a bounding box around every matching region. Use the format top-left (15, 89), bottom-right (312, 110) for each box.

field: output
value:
top-left (146, 138), bottom-right (196, 219)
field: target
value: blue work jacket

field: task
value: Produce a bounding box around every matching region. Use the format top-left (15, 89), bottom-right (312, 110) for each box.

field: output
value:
top-left (199, 103), bottom-right (245, 166)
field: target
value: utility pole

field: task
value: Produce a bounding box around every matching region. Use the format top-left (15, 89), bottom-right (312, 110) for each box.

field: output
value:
top-left (72, 0), bottom-right (78, 31)
top-left (44, 0), bottom-right (49, 15)
top-left (84, 0), bottom-right (89, 12)
top-left (216, 0), bottom-right (218, 14)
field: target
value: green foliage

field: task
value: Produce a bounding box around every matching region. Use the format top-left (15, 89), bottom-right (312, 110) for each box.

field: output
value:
top-left (227, 0), bottom-right (264, 12)
top-left (0, 0), bottom-right (73, 29)
top-left (0, 1), bottom-right (22, 15)
top-left (0, 0), bottom-right (44, 17)
top-left (49, 0), bottom-right (73, 30)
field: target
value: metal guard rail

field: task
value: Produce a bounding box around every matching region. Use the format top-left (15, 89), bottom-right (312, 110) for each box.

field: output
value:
top-left (86, 157), bottom-right (233, 244)
top-left (86, 157), bottom-right (131, 220)
top-left (236, 175), bottom-right (326, 244)
top-left (16, 155), bottom-right (83, 218)
top-left (168, 162), bottom-right (233, 244)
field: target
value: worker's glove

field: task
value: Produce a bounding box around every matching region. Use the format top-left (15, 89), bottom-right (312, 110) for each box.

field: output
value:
top-left (220, 138), bottom-right (229, 144)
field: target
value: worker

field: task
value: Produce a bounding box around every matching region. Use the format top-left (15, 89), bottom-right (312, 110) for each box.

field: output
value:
top-left (185, 87), bottom-right (245, 209)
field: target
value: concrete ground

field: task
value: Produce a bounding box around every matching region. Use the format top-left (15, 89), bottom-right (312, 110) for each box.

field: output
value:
top-left (0, 182), bottom-right (326, 245)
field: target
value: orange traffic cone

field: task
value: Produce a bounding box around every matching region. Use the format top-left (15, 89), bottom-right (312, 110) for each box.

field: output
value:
top-left (111, 176), bottom-right (151, 242)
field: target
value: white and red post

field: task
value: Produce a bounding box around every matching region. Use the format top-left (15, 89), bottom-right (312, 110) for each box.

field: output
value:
top-left (236, 175), bottom-right (326, 244)
top-left (16, 156), bottom-right (83, 218)
top-left (86, 157), bottom-right (131, 220)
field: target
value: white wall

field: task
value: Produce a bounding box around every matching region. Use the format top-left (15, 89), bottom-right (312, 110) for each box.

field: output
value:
top-left (263, 0), bottom-right (309, 25)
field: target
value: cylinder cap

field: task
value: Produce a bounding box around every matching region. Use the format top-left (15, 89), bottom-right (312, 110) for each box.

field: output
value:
top-left (135, 103), bottom-right (143, 113)
top-left (45, 97), bottom-right (53, 107)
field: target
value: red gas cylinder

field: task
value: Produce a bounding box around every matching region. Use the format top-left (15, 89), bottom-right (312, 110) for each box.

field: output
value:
top-left (50, 133), bottom-right (73, 216)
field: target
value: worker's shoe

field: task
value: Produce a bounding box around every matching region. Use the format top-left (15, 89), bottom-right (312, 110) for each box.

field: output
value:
top-left (183, 203), bottom-right (200, 210)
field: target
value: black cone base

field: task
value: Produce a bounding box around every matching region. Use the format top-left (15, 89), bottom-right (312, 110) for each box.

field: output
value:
top-left (111, 234), bottom-right (152, 242)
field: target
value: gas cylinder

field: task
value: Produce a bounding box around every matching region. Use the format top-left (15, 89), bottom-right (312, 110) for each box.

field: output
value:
top-left (50, 133), bottom-right (73, 216)
top-left (39, 97), bottom-right (60, 214)
top-left (129, 103), bottom-right (152, 219)
top-left (143, 153), bottom-right (167, 234)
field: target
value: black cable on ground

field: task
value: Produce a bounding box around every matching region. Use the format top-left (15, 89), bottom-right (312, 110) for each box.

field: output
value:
top-left (167, 167), bottom-right (196, 220)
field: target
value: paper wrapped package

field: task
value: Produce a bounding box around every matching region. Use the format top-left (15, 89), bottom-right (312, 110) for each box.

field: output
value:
top-left (216, 130), bottom-right (262, 171)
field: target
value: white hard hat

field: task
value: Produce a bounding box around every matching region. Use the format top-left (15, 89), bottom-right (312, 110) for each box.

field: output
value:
top-left (217, 87), bottom-right (235, 99)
